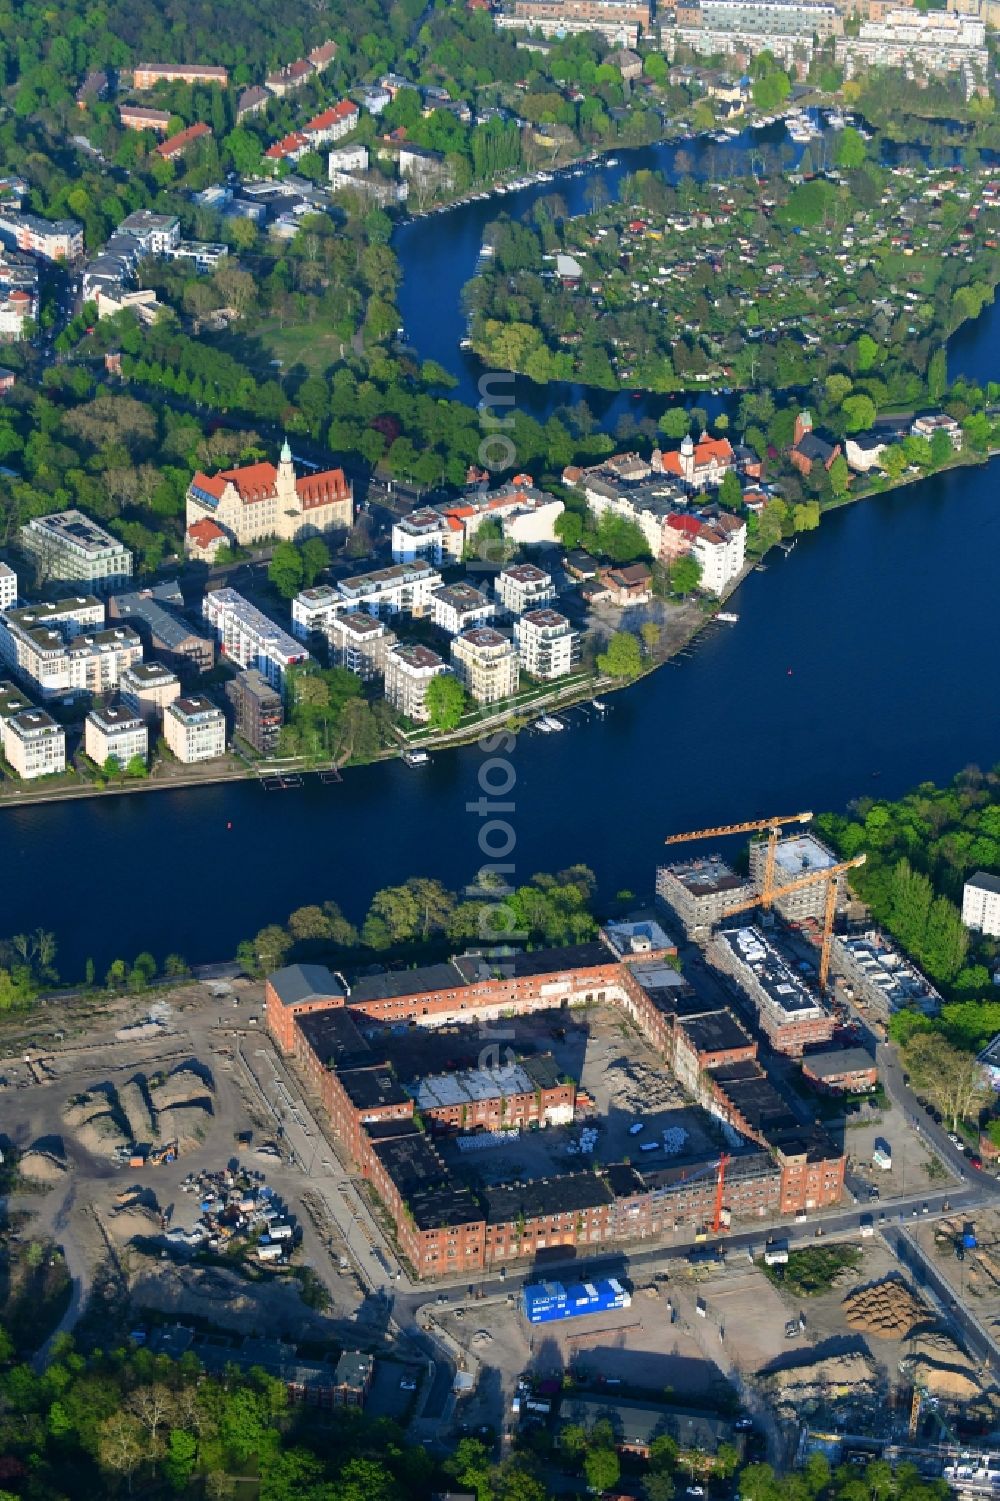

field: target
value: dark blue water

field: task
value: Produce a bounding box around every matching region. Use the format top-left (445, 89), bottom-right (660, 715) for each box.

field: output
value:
top-left (395, 120), bottom-right (794, 415)
top-left (4, 460), bottom-right (999, 976)
top-left (4, 120), bottom-right (999, 976)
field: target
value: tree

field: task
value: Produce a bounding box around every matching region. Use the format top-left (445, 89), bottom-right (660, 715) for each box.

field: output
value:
top-left (299, 536), bottom-right (330, 586)
top-left (98, 1412), bottom-right (146, 1492)
top-left (842, 393), bottom-right (876, 432)
top-left (426, 673), bottom-right (467, 730)
top-left (670, 554), bottom-right (702, 595)
top-left (596, 631), bottom-right (642, 679)
top-left (125, 754), bottom-right (147, 779)
top-left (930, 428), bottom-right (954, 469)
top-left (828, 454), bottom-right (850, 497)
top-left (554, 510), bottom-right (584, 550)
top-left (584, 1447), bottom-right (621, 1494)
top-left (640, 620), bottom-right (661, 655)
top-left (718, 469), bottom-right (743, 510)
top-left (268, 542), bottom-right (305, 600)
top-left (836, 126), bottom-right (867, 169)
top-left (902, 1031), bottom-right (991, 1131)
top-left (659, 407), bottom-right (691, 440)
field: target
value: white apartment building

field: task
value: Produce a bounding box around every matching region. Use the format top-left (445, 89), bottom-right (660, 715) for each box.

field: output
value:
top-left (514, 609), bottom-right (580, 681)
top-left (963, 872), bottom-right (1000, 938)
top-left (164, 695), bottom-right (227, 763)
top-left (84, 704), bottom-right (148, 768)
top-left (835, 9), bottom-right (988, 96)
top-left (0, 607), bottom-right (142, 700)
top-left (495, 564), bottom-right (555, 616)
top-left (337, 561), bottom-right (442, 618)
top-left (0, 563), bottom-right (16, 612)
top-left (292, 584), bottom-right (342, 639)
top-left (2, 705), bottom-right (65, 778)
top-left (120, 661), bottom-right (181, 723)
top-left (117, 210), bottom-right (181, 254)
top-left (391, 481), bottom-right (564, 564)
top-left (383, 643), bottom-right (449, 723)
top-left (202, 588), bottom-right (309, 689)
top-left (327, 611), bottom-right (396, 680)
top-left (19, 511), bottom-right (133, 592)
top-left (391, 508), bottom-right (452, 565)
top-left (911, 413), bottom-right (963, 449)
top-left (450, 627), bottom-right (520, 705)
top-left (1, 596), bottom-right (104, 636)
top-left (692, 514), bottom-right (746, 596)
top-left (430, 583), bottom-right (496, 636)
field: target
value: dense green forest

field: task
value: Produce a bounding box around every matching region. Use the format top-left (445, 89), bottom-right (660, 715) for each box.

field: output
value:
top-left (818, 765), bottom-right (1000, 996)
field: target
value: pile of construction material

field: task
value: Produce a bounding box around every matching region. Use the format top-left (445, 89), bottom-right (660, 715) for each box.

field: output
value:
top-left (18, 1141), bottom-right (68, 1184)
top-left (906, 1330), bottom-right (985, 1400)
top-left (842, 1277), bottom-right (929, 1339)
top-left (567, 1126), bottom-right (599, 1157)
top-left (604, 1054), bottom-right (684, 1113)
top-left (62, 1060), bottom-right (214, 1160)
top-left (764, 1349), bottom-right (881, 1422)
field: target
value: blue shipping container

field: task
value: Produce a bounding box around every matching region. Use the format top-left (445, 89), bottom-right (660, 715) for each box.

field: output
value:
top-left (522, 1277), bottom-right (631, 1324)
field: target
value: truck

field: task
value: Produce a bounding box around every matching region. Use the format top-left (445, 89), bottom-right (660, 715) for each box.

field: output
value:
top-left (521, 1277), bottom-right (631, 1324)
top-left (873, 1139), bottom-right (892, 1171)
top-left (763, 1241), bottom-right (789, 1266)
top-left (859, 1215), bottom-right (875, 1238)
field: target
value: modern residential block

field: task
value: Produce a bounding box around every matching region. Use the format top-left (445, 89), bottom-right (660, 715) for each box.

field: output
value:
top-left (18, 511), bottom-right (133, 592)
top-left (450, 626), bottom-right (519, 704)
top-left (963, 871), bottom-right (1000, 937)
top-left (84, 704), bottom-right (148, 768)
top-left (226, 668), bottom-right (284, 756)
top-left (164, 694), bottom-right (227, 763)
top-left (430, 582), bottom-right (496, 636)
top-left (203, 588), bottom-right (309, 688)
top-left (327, 611), bottom-right (396, 680)
top-left (514, 608), bottom-right (580, 680)
top-left (383, 643), bottom-right (449, 722)
top-left (0, 699), bottom-right (65, 778)
top-left (119, 661), bottom-right (181, 723)
top-left (0, 562), bottom-right (16, 612)
top-left (494, 563), bottom-right (555, 616)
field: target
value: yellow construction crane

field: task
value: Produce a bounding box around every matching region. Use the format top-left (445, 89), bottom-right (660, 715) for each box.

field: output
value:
top-left (665, 811), bottom-right (813, 910)
top-left (717, 853), bottom-right (867, 990)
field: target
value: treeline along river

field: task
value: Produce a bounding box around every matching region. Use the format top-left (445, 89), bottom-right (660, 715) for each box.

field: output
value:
top-left (3, 124), bottom-right (1000, 976)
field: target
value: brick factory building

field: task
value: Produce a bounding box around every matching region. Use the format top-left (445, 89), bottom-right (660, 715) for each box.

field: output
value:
top-left (265, 930), bottom-right (847, 1277)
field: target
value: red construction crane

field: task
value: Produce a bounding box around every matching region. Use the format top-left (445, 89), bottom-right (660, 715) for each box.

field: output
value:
top-left (712, 1152), bottom-right (730, 1233)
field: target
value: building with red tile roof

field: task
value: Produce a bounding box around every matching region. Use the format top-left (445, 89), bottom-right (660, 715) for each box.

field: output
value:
top-left (185, 440), bottom-right (352, 555)
top-left (156, 122), bottom-right (212, 159)
top-left (654, 433), bottom-right (734, 489)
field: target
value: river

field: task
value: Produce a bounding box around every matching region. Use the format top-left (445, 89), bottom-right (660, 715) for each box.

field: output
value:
top-left (4, 122), bottom-right (999, 977)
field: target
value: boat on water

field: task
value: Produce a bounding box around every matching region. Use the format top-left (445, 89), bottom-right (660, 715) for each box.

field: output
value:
top-left (535, 714), bottom-right (565, 733)
top-left (402, 749), bottom-right (430, 767)
top-left (605, 156), bottom-right (620, 166)
top-left (591, 699), bottom-right (607, 714)
top-left (717, 611), bottom-right (739, 623)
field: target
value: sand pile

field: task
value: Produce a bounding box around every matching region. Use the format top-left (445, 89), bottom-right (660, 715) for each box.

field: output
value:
top-left (19, 1149), bottom-right (67, 1184)
top-left (842, 1277), bottom-right (929, 1339)
top-left (149, 1065), bottom-right (214, 1151)
top-left (118, 1077), bottom-right (156, 1142)
top-left (907, 1331), bottom-right (983, 1399)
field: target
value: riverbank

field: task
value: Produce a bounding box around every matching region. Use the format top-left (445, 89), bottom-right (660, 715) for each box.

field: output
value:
top-left (2, 443), bottom-right (990, 811)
